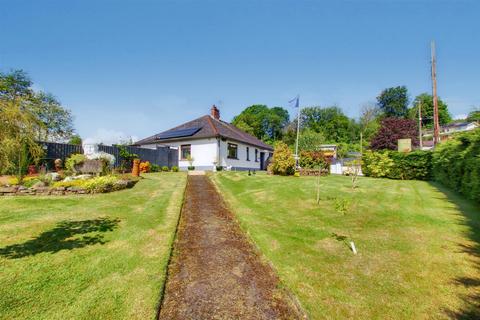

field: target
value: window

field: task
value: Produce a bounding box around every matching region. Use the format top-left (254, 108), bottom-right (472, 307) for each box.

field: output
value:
top-left (227, 143), bottom-right (238, 159)
top-left (255, 149), bottom-right (258, 162)
top-left (246, 147), bottom-right (250, 161)
top-left (180, 144), bottom-right (191, 160)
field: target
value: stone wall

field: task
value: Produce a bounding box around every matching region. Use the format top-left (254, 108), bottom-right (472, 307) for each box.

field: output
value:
top-left (0, 180), bottom-right (137, 196)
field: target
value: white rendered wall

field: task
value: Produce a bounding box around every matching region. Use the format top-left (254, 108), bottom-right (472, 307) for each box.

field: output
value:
top-left (140, 138), bottom-right (272, 170)
top-left (166, 138), bottom-right (218, 169)
top-left (219, 140), bottom-right (271, 170)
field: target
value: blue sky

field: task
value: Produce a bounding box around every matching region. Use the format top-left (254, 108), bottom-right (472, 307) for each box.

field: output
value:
top-left (1, 0), bottom-right (479, 144)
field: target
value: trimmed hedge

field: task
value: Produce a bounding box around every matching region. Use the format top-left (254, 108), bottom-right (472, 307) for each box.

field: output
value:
top-left (362, 150), bottom-right (432, 180)
top-left (432, 129), bottom-right (480, 203)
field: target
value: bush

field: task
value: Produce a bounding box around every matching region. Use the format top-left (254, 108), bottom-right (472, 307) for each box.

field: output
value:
top-left (187, 166), bottom-right (195, 171)
top-left (52, 179), bottom-right (87, 188)
top-left (150, 164), bottom-right (160, 172)
top-left (162, 166), bottom-right (169, 172)
top-left (432, 130), bottom-right (480, 202)
top-left (299, 150), bottom-right (329, 171)
top-left (65, 154), bottom-right (87, 174)
top-left (171, 166), bottom-right (179, 172)
top-left (83, 175), bottom-right (119, 193)
top-left (362, 150), bottom-right (432, 180)
top-left (139, 161), bottom-right (150, 173)
top-left (268, 141), bottom-right (296, 176)
top-left (215, 165), bottom-right (223, 171)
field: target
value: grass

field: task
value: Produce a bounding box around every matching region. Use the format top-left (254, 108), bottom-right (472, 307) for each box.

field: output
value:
top-left (0, 172), bottom-right (187, 320)
top-left (212, 172), bottom-right (480, 319)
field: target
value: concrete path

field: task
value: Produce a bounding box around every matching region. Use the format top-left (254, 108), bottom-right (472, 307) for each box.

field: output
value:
top-left (158, 175), bottom-right (304, 320)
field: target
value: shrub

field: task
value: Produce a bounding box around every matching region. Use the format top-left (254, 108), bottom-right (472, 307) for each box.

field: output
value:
top-left (362, 150), bottom-right (432, 180)
top-left (65, 154), bottom-right (87, 174)
top-left (432, 130), bottom-right (480, 202)
top-left (83, 175), bottom-right (119, 193)
top-left (187, 166), bottom-right (195, 171)
top-left (299, 150), bottom-right (329, 171)
top-left (171, 166), bottom-right (179, 172)
top-left (52, 179), bottom-right (87, 188)
top-left (268, 141), bottom-right (296, 176)
top-left (139, 161), bottom-right (150, 173)
top-left (215, 165), bottom-right (223, 171)
top-left (6, 176), bottom-right (38, 186)
top-left (150, 164), bottom-right (160, 172)
top-left (162, 166), bottom-right (169, 172)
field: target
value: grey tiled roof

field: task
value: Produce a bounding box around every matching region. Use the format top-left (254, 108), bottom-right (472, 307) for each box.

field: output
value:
top-left (133, 115), bottom-right (273, 151)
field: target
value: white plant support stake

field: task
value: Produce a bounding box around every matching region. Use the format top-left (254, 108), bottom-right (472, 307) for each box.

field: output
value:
top-left (350, 241), bottom-right (357, 255)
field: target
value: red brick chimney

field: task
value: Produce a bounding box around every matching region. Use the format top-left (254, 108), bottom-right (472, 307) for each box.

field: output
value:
top-left (210, 105), bottom-right (220, 120)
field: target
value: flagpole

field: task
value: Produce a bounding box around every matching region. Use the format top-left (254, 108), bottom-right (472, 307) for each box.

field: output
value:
top-left (294, 95), bottom-right (300, 167)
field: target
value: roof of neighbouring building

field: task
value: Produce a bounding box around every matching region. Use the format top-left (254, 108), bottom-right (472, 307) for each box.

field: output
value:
top-left (133, 114), bottom-right (273, 151)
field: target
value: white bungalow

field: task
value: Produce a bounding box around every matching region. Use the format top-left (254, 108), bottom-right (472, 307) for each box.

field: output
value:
top-left (133, 106), bottom-right (273, 171)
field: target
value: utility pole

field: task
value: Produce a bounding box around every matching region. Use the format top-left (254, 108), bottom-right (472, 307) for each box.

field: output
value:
top-left (431, 41), bottom-right (440, 145)
top-left (418, 101), bottom-right (423, 149)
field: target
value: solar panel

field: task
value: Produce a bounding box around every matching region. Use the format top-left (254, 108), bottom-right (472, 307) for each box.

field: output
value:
top-left (156, 127), bottom-right (202, 139)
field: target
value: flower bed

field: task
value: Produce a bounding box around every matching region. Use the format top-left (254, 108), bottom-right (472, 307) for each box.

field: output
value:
top-left (0, 175), bottom-right (139, 196)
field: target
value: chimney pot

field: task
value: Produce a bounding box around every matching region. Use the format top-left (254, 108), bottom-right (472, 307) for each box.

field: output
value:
top-left (210, 105), bottom-right (220, 120)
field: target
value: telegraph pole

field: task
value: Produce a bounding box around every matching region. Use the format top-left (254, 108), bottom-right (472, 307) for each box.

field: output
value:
top-left (418, 101), bottom-right (423, 149)
top-left (431, 41), bottom-right (440, 145)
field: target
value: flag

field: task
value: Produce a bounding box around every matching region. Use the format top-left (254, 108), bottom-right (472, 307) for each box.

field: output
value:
top-left (289, 95), bottom-right (299, 109)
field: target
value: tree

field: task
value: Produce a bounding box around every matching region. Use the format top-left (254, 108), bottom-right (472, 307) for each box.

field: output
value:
top-left (359, 103), bottom-right (381, 144)
top-left (68, 135), bottom-right (82, 145)
top-left (300, 106), bottom-right (358, 143)
top-left (408, 93), bottom-right (451, 128)
top-left (0, 70), bottom-right (74, 142)
top-left (377, 86), bottom-right (409, 118)
top-left (467, 108), bottom-right (480, 122)
top-left (0, 97), bottom-right (44, 179)
top-left (370, 117), bottom-right (418, 150)
top-left (31, 92), bottom-right (74, 141)
top-left (0, 69), bottom-right (33, 100)
top-left (232, 105), bottom-right (289, 143)
top-left (297, 129), bottom-right (325, 152)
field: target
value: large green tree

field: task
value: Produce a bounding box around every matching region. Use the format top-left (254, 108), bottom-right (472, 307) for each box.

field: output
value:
top-left (0, 70), bottom-right (75, 142)
top-left (408, 93), bottom-right (452, 128)
top-left (232, 105), bottom-right (289, 143)
top-left (0, 69), bottom-right (33, 100)
top-left (377, 86), bottom-right (409, 118)
top-left (300, 106), bottom-right (359, 143)
top-left (31, 92), bottom-right (74, 141)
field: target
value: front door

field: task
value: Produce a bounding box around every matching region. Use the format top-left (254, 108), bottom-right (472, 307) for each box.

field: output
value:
top-left (259, 152), bottom-right (265, 170)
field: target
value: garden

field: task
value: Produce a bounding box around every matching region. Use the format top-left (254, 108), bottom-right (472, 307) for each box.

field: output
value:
top-left (0, 172), bottom-right (187, 319)
top-left (211, 171), bottom-right (480, 319)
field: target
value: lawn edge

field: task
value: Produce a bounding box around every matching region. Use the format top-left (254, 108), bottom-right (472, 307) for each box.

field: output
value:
top-left (208, 173), bottom-right (309, 319)
top-left (154, 174), bottom-right (188, 320)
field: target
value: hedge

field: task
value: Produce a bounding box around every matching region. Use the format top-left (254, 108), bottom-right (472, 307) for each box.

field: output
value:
top-left (362, 150), bottom-right (432, 180)
top-left (432, 129), bottom-right (480, 203)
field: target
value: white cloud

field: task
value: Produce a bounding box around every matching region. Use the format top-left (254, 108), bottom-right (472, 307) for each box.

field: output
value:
top-left (87, 128), bottom-right (139, 146)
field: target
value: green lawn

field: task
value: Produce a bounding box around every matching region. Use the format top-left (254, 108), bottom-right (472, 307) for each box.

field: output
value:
top-left (212, 172), bottom-right (480, 319)
top-left (0, 172), bottom-right (187, 320)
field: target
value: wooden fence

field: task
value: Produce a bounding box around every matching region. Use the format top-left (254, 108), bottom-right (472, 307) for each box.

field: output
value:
top-left (39, 142), bottom-right (178, 168)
